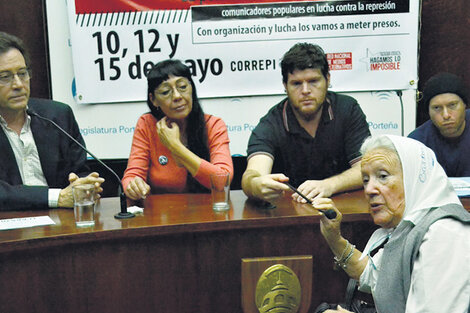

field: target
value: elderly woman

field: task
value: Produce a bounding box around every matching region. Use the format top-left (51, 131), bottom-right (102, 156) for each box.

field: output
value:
top-left (316, 135), bottom-right (470, 313)
top-left (122, 59), bottom-right (233, 199)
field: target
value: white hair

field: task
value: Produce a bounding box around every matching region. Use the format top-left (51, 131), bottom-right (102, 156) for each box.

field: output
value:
top-left (360, 135), bottom-right (398, 156)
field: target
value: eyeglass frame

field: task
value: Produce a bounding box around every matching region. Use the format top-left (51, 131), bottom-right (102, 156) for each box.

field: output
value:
top-left (153, 78), bottom-right (192, 99)
top-left (0, 68), bottom-right (32, 86)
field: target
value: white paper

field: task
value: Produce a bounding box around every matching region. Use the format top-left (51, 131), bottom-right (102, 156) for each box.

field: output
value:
top-left (0, 216), bottom-right (56, 231)
top-left (127, 206), bottom-right (144, 214)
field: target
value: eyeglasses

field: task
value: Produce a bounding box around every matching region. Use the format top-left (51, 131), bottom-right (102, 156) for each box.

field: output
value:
top-left (155, 80), bottom-right (191, 99)
top-left (0, 68), bottom-right (31, 86)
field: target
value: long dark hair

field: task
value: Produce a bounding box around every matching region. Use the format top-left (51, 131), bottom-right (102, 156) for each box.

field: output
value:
top-left (147, 59), bottom-right (210, 193)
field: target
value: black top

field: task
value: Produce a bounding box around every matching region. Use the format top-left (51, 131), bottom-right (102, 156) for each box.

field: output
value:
top-left (0, 98), bottom-right (88, 211)
top-left (408, 109), bottom-right (470, 177)
top-left (247, 91), bottom-right (370, 187)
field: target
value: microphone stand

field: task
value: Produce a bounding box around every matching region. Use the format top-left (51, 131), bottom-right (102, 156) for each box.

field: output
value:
top-left (28, 110), bottom-right (135, 219)
top-left (396, 90), bottom-right (404, 136)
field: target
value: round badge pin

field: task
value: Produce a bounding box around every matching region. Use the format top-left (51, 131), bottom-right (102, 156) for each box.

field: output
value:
top-left (158, 155), bottom-right (168, 165)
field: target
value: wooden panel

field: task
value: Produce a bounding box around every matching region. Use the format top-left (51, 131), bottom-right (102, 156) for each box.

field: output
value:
top-left (417, 0), bottom-right (470, 125)
top-left (0, 0), bottom-right (51, 99)
top-left (0, 191), bottom-right (468, 312)
top-left (0, 190), bottom-right (376, 313)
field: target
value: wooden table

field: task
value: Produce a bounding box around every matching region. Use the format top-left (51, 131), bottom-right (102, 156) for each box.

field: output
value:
top-left (0, 190), bottom-right (468, 313)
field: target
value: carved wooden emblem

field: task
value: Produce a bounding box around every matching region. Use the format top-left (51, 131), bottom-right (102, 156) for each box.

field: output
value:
top-left (242, 255), bottom-right (312, 313)
top-left (255, 264), bottom-right (301, 313)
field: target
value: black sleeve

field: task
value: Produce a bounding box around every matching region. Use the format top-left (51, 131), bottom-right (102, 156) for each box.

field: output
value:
top-left (31, 98), bottom-right (90, 187)
top-left (0, 182), bottom-right (49, 211)
top-left (408, 126), bottom-right (424, 141)
top-left (246, 113), bottom-right (279, 159)
top-left (343, 98), bottom-right (371, 163)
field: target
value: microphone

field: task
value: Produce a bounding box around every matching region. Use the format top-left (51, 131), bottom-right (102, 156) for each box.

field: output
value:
top-left (27, 109), bottom-right (135, 219)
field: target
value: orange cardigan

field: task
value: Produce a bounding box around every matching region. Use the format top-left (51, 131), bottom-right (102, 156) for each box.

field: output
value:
top-left (122, 113), bottom-right (233, 193)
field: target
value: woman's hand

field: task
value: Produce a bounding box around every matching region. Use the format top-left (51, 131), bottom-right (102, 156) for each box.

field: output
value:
top-left (156, 117), bottom-right (181, 151)
top-left (316, 198), bottom-right (367, 280)
top-left (125, 176), bottom-right (150, 200)
top-left (315, 198), bottom-right (343, 244)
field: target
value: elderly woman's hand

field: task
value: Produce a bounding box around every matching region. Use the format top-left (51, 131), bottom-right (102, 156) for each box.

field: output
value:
top-left (314, 198), bottom-right (343, 244)
top-left (156, 117), bottom-right (182, 150)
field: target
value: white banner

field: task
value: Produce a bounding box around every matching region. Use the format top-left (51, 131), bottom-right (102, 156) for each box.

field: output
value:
top-left (66, 0), bottom-right (419, 104)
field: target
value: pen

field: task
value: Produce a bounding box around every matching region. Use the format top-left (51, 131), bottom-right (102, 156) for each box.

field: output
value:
top-left (285, 183), bottom-right (337, 219)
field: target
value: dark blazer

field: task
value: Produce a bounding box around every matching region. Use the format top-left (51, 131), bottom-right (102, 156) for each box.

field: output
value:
top-left (0, 98), bottom-right (88, 211)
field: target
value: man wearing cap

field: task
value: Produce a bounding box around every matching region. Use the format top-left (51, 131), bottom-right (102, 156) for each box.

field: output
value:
top-left (408, 72), bottom-right (469, 177)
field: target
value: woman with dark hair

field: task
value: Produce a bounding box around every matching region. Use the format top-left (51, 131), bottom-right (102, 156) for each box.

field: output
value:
top-left (122, 59), bottom-right (233, 199)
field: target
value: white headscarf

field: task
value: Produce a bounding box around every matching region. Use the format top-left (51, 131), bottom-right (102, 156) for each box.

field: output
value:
top-left (386, 135), bottom-right (461, 225)
top-left (359, 135), bottom-right (462, 290)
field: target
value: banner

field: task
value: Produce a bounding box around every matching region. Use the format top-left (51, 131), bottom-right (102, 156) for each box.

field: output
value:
top-left (74, 0), bottom-right (308, 12)
top-left (67, 0), bottom-right (419, 104)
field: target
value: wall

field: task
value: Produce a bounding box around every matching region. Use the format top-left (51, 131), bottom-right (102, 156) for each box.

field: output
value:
top-left (0, 0), bottom-right (50, 98)
top-left (417, 0), bottom-right (470, 124)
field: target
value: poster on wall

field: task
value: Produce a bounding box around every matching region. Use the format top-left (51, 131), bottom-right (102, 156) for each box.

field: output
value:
top-left (66, 0), bottom-right (419, 104)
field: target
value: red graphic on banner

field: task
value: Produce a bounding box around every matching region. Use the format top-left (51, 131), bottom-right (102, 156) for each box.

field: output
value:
top-left (327, 52), bottom-right (352, 71)
top-left (75, 0), bottom-right (312, 14)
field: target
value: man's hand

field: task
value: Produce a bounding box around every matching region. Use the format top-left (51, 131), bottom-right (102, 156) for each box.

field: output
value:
top-left (292, 179), bottom-right (335, 203)
top-left (124, 176), bottom-right (151, 200)
top-left (58, 172), bottom-right (105, 208)
top-left (250, 173), bottom-right (290, 201)
top-left (242, 154), bottom-right (290, 201)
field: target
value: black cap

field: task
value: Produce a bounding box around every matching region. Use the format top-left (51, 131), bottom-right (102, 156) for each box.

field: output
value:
top-left (422, 73), bottom-right (468, 108)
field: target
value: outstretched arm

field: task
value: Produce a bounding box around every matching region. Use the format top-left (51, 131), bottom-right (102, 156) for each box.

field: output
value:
top-left (241, 154), bottom-right (290, 201)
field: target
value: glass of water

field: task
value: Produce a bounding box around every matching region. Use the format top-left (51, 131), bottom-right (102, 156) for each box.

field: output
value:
top-left (72, 184), bottom-right (96, 227)
top-left (210, 173), bottom-right (230, 212)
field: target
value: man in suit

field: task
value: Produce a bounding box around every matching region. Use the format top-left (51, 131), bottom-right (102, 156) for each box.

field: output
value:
top-left (0, 31), bottom-right (104, 211)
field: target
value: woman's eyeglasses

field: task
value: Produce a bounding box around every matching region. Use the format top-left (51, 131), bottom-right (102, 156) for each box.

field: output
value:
top-left (155, 80), bottom-right (191, 99)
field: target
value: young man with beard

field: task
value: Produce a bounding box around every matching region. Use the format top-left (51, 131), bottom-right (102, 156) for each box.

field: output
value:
top-left (242, 43), bottom-right (370, 203)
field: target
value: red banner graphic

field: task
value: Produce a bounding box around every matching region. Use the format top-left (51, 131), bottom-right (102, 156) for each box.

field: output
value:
top-left (327, 52), bottom-right (353, 71)
top-left (75, 0), bottom-right (312, 14)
